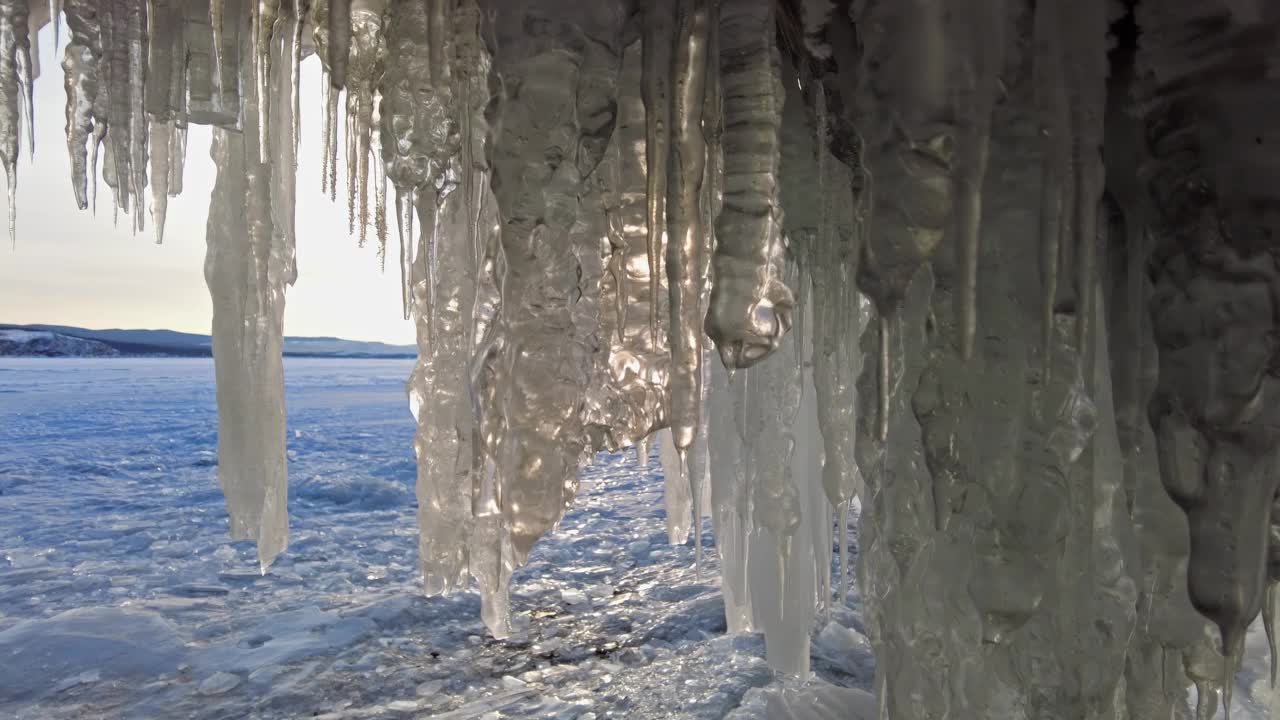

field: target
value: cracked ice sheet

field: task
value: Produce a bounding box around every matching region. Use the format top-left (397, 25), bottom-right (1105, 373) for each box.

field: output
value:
top-left (0, 358), bottom-right (873, 719)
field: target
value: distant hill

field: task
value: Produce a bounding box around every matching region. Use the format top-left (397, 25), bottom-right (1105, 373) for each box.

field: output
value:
top-left (0, 328), bottom-right (120, 357)
top-left (0, 324), bottom-right (416, 359)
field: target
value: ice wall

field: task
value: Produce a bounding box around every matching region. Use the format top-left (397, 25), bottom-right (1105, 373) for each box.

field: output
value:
top-left (13, 0), bottom-right (1280, 715)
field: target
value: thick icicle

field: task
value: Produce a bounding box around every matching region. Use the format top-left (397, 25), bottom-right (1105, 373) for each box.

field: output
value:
top-left (664, 0), bottom-right (709, 458)
top-left (705, 0), bottom-right (792, 369)
top-left (62, 0), bottom-right (101, 211)
top-left (0, 0), bottom-right (30, 244)
top-left (204, 16), bottom-right (291, 569)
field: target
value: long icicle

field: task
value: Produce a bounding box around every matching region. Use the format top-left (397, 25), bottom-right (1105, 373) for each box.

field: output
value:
top-left (665, 0), bottom-right (709, 460)
top-left (642, 0), bottom-right (675, 348)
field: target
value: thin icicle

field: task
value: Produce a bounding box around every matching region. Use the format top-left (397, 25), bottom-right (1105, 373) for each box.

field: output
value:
top-left (665, 0), bottom-right (709, 456)
top-left (641, 0), bottom-right (674, 347)
top-left (877, 312), bottom-right (890, 441)
top-left (1266, 583), bottom-right (1277, 688)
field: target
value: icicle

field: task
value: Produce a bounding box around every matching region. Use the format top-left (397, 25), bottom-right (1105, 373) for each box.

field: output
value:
top-left (49, 0), bottom-right (61, 49)
top-left (205, 29), bottom-right (291, 569)
top-left (269, 3), bottom-right (299, 288)
top-left (125, 0), bottom-right (147, 235)
top-left (169, 123), bottom-right (184, 195)
top-left (0, 0), bottom-right (31, 245)
top-left (149, 120), bottom-right (170, 243)
top-left (396, 187), bottom-right (414, 319)
top-left (252, 0), bottom-right (280, 158)
top-left (62, 0), bottom-right (101, 211)
top-left (642, 0), bottom-right (674, 348)
top-left (953, 0), bottom-right (1004, 360)
top-left (705, 0), bottom-right (792, 368)
top-left (877, 312), bottom-right (890, 441)
top-left (665, 0), bottom-right (709, 457)
top-left (659, 427), bottom-right (693, 547)
top-left (1266, 583), bottom-right (1277, 689)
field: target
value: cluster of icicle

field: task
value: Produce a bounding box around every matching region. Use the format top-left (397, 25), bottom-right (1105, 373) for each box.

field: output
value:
top-left (9, 0), bottom-right (1280, 705)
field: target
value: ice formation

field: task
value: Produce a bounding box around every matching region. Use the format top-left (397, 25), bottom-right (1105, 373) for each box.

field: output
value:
top-left (15, 0), bottom-right (1280, 715)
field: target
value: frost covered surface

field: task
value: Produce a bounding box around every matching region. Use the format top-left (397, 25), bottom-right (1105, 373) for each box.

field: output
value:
top-left (0, 359), bottom-right (872, 719)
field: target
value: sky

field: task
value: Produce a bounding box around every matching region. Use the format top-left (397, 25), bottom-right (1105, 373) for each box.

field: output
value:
top-left (0, 24), bottom-right (414, 345)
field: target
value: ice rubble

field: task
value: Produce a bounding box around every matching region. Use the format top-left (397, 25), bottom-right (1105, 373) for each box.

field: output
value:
top-left (10, 0), bottom-right (1280, 716)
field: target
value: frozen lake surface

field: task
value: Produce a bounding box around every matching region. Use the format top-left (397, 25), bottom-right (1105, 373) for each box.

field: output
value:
top-left (0, 358), bottom-right (872, 719)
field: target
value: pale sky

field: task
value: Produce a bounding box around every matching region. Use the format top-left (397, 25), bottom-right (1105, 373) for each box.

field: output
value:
top-left (0, 25), bottom-right (414, 345)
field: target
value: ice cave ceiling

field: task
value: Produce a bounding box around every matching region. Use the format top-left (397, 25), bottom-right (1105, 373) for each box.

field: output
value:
top-left (5, 0), bottom-right (1280, 716)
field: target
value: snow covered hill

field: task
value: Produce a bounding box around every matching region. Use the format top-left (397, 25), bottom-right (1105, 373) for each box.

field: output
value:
top-left (0, 329), bottom-right (119, 357)
top-left (0, 324), bottom-right (415, 358)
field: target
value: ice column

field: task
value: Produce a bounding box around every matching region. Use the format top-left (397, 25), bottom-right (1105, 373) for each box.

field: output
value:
top-left (1139, 0), bottom-right (1280, 692)
top-left (204, 11), bottom-right (291, 570)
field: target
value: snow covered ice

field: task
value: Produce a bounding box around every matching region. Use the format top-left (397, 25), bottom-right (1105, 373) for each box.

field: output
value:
top-left (0, 358), bottom-right (873, 718)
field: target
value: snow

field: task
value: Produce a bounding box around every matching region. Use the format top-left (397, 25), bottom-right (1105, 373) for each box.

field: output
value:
top-left (0, 357), bottom-right (870, 719)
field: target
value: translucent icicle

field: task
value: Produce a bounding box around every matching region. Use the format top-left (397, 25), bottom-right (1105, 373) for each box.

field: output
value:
top-left (252, 0), bottom-right (280, 158)
top-left (659, 427), bottom-right (693, 547)
top-left (641, 0), bottom-right (674, 347)
top-left (205, 80), bottom-right (290, 570)
top-left (0, 0), bottom-right (31, 244)
top-left (125, 0), bottom-right (147, 234)
top-left (62, 0), bottom-right (101, 210)
top-left (664, 0), bottom-right (709, 455)
top-left (149, 120), bottom-right (170, 243)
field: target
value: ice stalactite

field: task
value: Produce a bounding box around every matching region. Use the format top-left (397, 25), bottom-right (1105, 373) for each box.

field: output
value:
top-left (705, 0), bottom-right (792, 369)
top-left (204, 13), bottom-right (291, 571)
top-left (484, 0), bottom-right (622, 559)
top-left (380, 0), bottom-right (473, 599)
top-left (0, 0), bottom-right (30, 244)
top-left (62, 0), bottom-right (101, 211)
top-left (581, 37), bottom-right (670, 453)
top-left (658, 427), bottom-right (693, 546)
top-left (641, 0), bottom-right (673, 349)
top-left (250, 0), bottom-right (280, 158)
top-left (951, 0), bottom-right (1004, 359)
top-left (663, 0), bottom-right (707, 458)
top-left (342, 0), bottom-right (386, 247)
top-left (709, 359), bottom-right (753, 632)
top-left (851, 0), bottom-right (956, 442)
top-left (144, 0), bottom-right (189, 244)
top-left (1139, 2), bottom-right (1280, 701)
